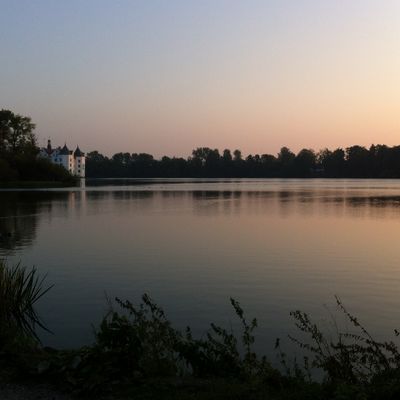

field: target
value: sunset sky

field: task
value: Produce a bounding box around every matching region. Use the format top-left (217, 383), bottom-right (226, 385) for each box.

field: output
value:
top-left (1, 0), bottom-right (400, 157)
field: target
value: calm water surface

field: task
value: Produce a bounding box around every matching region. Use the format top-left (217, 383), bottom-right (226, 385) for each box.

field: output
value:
top-left (1, 179), bottom-right (400, 357)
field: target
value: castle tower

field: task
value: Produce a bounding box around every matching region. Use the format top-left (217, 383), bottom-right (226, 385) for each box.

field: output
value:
top-left (46, 139), bottom-right (52, 155)
top-left (74, 146), bottom-right (85, 178)
top-left (59, 144), bottom-right (73, 174)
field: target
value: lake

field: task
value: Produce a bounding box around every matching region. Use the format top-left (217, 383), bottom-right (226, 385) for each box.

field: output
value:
top-left (1, 178), bottom-right (400, 359)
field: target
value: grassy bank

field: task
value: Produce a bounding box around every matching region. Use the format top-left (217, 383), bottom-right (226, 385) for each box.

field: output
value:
top-left (1, 261), bottom-right (399, 399)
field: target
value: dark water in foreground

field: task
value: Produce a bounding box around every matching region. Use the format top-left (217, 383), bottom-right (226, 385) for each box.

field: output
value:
top-left (1, 179), bottom-right (400, 357)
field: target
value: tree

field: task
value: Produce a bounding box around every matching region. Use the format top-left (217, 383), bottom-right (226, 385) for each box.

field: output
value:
top-left (233, 149), bottom-right (242, 162)
top-left (260, 154), bottom-right (277, 176)
top-left (83, 144), bottom-right (400, 179)
top-left (191, 147), bottom-right (214, 165)
top-left (0, 109), bottom-right (36, 155)
top-left (87, 150), bottom-right (108, 163)
top-left (318, 148), bottom-right (346, 177)
top-left (222, 149), bottom-right (232, 163)
top-left (0, 109), bottom-right (76, 184)
top-left (278, 147), bottom-right (295, 164)
top-left (294, 149), bottom-right (316, 177)
top-left (277, 147), bottom-right (295, 176)
top-left (346, 145), bottom-right (370, 177)
top-left (112, 152), bottom-right (131, 165)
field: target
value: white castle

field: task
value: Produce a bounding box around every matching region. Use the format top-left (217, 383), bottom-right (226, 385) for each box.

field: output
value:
top-left (39, 140), bottom-right (86, 178)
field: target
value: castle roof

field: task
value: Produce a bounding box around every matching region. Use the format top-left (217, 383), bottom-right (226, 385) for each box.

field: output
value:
top-left (74, 146), bottom-right (84, 157)
top-left (59, 144), bottom-right (70, 155)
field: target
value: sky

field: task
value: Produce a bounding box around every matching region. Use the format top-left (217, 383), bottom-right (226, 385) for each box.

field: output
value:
top-left (1, 0), bottom-right (400, 157)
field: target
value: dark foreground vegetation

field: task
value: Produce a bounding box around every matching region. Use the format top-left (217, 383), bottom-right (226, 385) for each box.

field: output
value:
top-left (0, 109), bottom-right (76, 185)
top-left (87, 145), bottom-right (400, 179)
top-left (1, 261), bottom-right (400, 399)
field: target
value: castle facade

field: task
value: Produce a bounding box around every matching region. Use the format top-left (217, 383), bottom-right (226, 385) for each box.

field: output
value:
top-left (39, 140), bottom-right (86, 178)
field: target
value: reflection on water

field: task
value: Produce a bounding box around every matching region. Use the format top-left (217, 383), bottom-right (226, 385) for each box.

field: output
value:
top-left (0, 191), bottom-right (86, 254)
top-left (1, 179), bottom-right (400, 355)
top-left (3, 187), bottom-right (400, 248)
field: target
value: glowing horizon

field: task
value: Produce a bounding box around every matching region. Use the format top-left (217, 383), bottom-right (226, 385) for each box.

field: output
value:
top-left (1, 0), bottom-right (400, 157)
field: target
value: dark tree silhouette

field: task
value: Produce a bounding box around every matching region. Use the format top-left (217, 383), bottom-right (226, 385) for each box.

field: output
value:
top-left (85, 144), bottom-right (400, 179)
top-left (0, 109), bottom-right (36, 155)
top-left (294, 149), bottom-right (316, 177)
top-left (0, 109), bottom-right (75, 184)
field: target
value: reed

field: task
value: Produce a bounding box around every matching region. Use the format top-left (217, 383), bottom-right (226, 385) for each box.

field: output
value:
top-left (0, 260), bottom-right (52, 342)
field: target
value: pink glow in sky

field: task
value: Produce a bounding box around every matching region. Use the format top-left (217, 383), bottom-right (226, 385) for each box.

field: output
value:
top-left (1, 1), bottom-right (400, 157)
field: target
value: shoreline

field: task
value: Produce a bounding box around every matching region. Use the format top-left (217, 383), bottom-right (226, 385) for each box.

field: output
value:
top-left (0, 181), bottom-right (78, 189)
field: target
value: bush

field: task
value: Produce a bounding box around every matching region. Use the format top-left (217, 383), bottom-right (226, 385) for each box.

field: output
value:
top-left (289, 296), bottom-right (400, 398)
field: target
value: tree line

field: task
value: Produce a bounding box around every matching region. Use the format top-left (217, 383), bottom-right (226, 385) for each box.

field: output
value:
top-left (87, 145), bottom-right (400, 178)
top-left (3, 109), bottom-right (400, 180)
top-left (0, 109), bottom-right (74, 184)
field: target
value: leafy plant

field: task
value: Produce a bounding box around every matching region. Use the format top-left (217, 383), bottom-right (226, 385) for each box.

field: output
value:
top-left (2, 276), bottom-right (400, 400)
top-left (51, 294), bottom-right (280, 394)
top-left (289, 295), bottom-right (400, 390)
